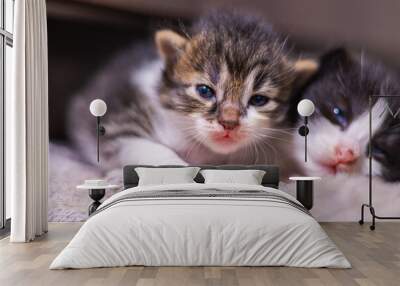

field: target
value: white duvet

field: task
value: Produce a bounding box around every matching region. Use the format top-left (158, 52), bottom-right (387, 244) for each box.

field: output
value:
top-left (50, 183), bottom-right (350, 269)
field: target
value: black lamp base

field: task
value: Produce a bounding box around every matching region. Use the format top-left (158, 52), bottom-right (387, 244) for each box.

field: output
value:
top-left (88, 189), bottom-right (105, 215)
top-left (296, 181), bottom-right (313, 210)
top-left (298, 125), bottom-right (309, 136)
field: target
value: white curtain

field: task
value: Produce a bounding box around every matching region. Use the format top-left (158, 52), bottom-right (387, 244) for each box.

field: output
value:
top-left (9, 0), bottom-right (49, 242)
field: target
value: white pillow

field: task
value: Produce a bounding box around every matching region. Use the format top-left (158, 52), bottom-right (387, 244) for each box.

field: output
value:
top-left (135, 167), bottom-right (200, 186)
top-left (200, 169), bottom-right (266, 185)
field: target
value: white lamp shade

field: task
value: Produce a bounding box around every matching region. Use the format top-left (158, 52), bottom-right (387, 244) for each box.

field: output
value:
top-left (89, 99), bottom-right (107, 117)
top-left (297, 99), bottom-right (315, 117)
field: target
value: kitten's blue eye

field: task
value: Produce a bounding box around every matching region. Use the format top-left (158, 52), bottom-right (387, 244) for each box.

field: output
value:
top-left (249, 95), bottom-right (269, 107)
top-left (333, 107), bottom-right (342, 116)
top-left (196, 85), bottom-right (215, 100)
top-left (333, 107), bottom-right (348, 126)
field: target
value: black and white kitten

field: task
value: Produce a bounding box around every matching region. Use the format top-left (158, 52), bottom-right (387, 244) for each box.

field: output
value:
top-left (295, 48), bottom-right (400, 181)
top-left (370, 96), bottom-right (400, 181)
top-left (68, 11), bottom-right (317, 177)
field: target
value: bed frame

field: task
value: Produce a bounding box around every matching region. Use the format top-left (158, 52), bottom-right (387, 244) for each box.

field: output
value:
top-left (123, 165), bottom-right (280, 190)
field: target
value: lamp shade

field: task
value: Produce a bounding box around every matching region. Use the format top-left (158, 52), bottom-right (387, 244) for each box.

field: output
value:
top-left (297, 99), bottom-right (315, 117)
top-left (89, 99), bottom-right (107, 117)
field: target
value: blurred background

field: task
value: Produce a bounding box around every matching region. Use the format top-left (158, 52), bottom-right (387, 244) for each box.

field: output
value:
top-left (46, 0), bottom-right (400, 222)
top-left (47, 0), bottom-right (400, 142)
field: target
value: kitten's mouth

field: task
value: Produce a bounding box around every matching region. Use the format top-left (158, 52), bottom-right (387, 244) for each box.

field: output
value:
top-left (205, 130), bottom-right (248, 154)
top-left (210, 130), bottom-right (244, 144)
top-left (317, 160), bottom-right (358, 175)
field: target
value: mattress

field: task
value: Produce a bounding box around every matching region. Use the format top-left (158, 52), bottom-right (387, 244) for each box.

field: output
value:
top-left (50, 183), bottom-right (350, 269)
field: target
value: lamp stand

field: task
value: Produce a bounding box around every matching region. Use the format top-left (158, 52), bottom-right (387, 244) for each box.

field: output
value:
top-left (298, 116), bottom-right (309, 162)
top-left (305, 116), bottom-right (308, 162)
top-left (96, 116), bottom-right (106, 163)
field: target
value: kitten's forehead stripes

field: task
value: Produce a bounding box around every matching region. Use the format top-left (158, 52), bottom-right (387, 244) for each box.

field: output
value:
top-left (207, 63), bottom-right (220, 85)
top-left (254, 70), bottom-right (272, 91)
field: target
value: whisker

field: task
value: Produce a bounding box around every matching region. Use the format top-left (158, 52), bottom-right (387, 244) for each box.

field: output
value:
top-left (252, 133), bottom-right (292, 143)
top-left (257, 140), bottom-right (278, 163)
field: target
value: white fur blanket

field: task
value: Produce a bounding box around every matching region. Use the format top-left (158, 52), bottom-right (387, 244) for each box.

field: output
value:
top-left (49, 143), bottom-right (120, 221)
top-left (49, 143), bottom-right (400, 222)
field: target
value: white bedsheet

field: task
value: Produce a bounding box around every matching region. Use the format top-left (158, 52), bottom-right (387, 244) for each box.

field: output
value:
top-left (50, 183), bottom-right (350, 269)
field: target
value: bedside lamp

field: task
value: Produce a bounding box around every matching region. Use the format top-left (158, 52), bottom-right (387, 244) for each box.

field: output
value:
top-left (89, 99), bottom-right (107, 162)
top-left (297, 99), bottom-right (315, 162)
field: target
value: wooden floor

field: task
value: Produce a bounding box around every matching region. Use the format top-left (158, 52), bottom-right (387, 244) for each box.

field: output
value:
top-left (0, 222), bottom-right (399, 286)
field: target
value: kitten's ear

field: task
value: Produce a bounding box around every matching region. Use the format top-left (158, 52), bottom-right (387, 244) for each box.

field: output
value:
top-left (155, 30), bottom-right (188, 65)
top-left (293, 58), bottom-right (319, 84)
top-left (319, 48), bottom-right (353, 70)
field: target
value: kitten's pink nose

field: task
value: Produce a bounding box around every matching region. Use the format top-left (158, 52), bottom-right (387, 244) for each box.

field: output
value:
top-left (334, 145), bottom-right (359, 164)
top-left (218, 106), bottom-right (240, 130)
top-left (219, 120), bottom-right (239, 130)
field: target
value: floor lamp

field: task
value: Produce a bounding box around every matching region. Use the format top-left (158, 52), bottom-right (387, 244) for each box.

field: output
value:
top-left (297, 99), bottom-right (315, 162)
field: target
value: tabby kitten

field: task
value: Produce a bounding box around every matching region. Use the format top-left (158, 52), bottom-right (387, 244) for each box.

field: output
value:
top-left (68, 11), bottom-right (317, 177)
top-left (294, 48), bottom-right (400, 181)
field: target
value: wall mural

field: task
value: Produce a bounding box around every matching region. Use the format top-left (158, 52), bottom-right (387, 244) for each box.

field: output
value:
top-left (48, 8), bottom-right (400, 222)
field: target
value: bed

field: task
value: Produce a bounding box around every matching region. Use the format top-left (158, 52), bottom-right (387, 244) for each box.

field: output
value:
top-left (50, 165), bottom-right (350, 269)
